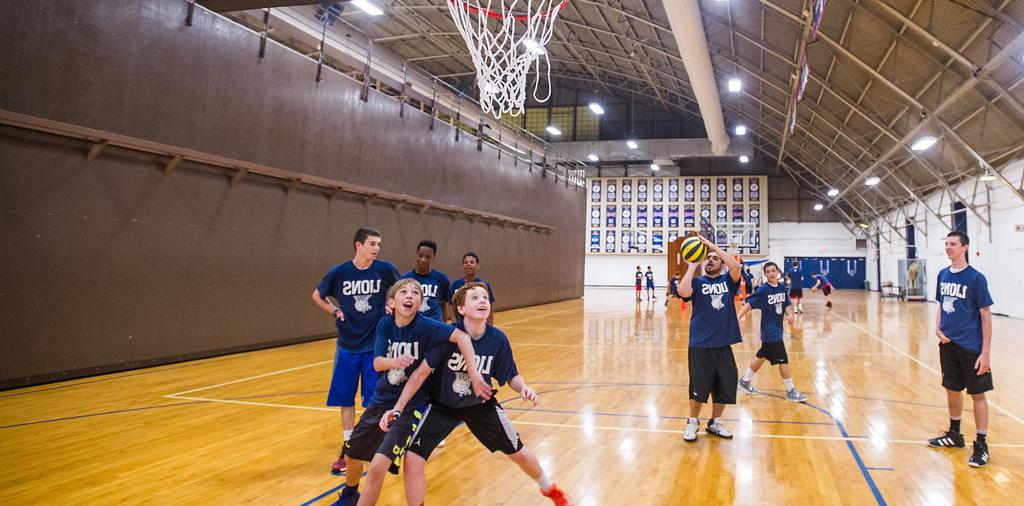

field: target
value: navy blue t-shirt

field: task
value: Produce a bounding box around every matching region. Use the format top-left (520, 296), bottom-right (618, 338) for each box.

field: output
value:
top-left (635, 271), bottom-right (643, 286)
top-left (316, 260), bottom-right (400, 352)
top-left (401, 269), bottom-right (451, 321)
top-left (449, 278), bottom-right (495, 303)
top-left (686, 273), bottom-right (742, 348)
top-left (371, 314), bottom-right (455, 408)
top-left (787, 269), bottom-right (803, 288)
top-left (936, 266), bottom-right (993, 353)
top-left (745, 282), bottom-right (791, 343)
top-left (669, 277), bottom-right (680, 296)
top-left (645, 270), bottom-right (655, 288)
top-left (425, 322), bottom-right (517, 409)
top-left (816, 274), bottom-right (832, 287)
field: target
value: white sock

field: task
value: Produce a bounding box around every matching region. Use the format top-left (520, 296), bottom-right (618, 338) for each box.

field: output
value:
top-left (783, 378), bottom-right (796, 391)
top-left (535, 473), bottom-right (552, 492)
top-left (343, 429), bottom-right (353, 441)
top-left (742, 368), bottom-right (755, 382)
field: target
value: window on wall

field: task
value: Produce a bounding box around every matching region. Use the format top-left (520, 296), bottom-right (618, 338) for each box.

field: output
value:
top-left (951, 202), bottom-right (967, 233)
top-left (906, 220), bottom-right (916, 259)
top-left (504, 106), bottom-right (600, 141)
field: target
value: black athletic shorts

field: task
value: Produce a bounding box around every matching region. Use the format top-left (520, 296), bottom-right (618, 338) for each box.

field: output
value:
top-left (344, 405), bottom-right (422, 466)
top-left (407, 397), bottom-right (524, 461)
top-left (789, 287), bottom-right (803, 298)
top-left (688, 346), bottom-right (738, 405)
top-left (939, 342), bottom-right (994, 395)
top-left (822, 285), bottom-right (832, 296)
top-left (755, 340), bottom-right (789, 365)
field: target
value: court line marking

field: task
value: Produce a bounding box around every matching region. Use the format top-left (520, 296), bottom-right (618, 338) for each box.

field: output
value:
top-left (511, 341), bottom-right (905, 357)
top-left (830, 312), bottom-right (1024, 426)
top-left (165, 359), bottom-right (333, 397)
top-left (498, 306), bottom-right (581, 326)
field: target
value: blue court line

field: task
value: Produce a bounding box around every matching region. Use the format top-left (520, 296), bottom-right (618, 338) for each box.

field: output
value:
top-left (499, 405), bottom-right (834, 426)
top-left (0, 401), bottom-right (201, 429)
top-left (761, 391), bottom-right (886, 506)
top-left (866, 467), bottom-right (895, 471)
top-left (299, 473), bottom-right (367, 506)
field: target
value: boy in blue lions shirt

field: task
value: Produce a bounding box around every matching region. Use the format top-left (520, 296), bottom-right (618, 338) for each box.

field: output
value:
top-left (333, 278), bottom-right (490, 506)
top-left (736, 261), bottom-right (807, 402)
top-left (312, 227), bottom-right (401, 475)
top-left (400, 240), bottom-right (452, 322)
top-left (380, 283), bottom-right (574, 506)
top-left (926, 231), bottom-right (994, 468)
top-left (449, 252), bottom-right (496, 324)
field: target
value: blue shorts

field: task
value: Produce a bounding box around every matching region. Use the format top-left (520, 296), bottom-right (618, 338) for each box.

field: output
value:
top-left (327, 348), bottom-right (377, 408)
top-left (646, 282), bottom-right (655, 289)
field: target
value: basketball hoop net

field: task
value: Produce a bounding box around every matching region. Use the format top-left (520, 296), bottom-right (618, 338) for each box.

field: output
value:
top-left (446, 0), bottom-right (568, 119)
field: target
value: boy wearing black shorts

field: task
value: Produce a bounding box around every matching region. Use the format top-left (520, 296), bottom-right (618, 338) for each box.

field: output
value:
top-left (678, 235), bottom-right (744, 442)
top-left (381, 283), bottom-right (574, 505)
top-left (333, 279), bottom-right (490, 506)
top-left (787, 261), bottom-right (804, 313)
top-left (926, 231), bottom-right (994, 468)
top-left (737, 262), bottom-right (807, 402)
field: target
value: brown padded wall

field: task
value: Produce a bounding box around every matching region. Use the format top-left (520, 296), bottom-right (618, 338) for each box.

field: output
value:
top-left (0, 1), bottom-right (585, 388)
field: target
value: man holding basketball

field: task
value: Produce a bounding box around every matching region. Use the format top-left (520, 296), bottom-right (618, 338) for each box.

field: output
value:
top-left (678, 235), bottom-right (744, 442)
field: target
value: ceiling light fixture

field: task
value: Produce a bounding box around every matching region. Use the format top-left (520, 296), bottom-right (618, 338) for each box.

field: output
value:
top-left (351, 0), bottom-right (384, 16)
top-left (859, 223), bottom-right (870, 229)
top-left (728, 78), bottom-right (741, 92)
top-left (588, 154), bottom-right (599, 162)
top-left (626, 140), bottom-right (638, 149)
top-left (588, 103), bottom-right (605, 115)
top-left (865, 176), bottom-right (880, 186)
top-left (910, 136), bottom-right (938, 151)
top-left (814, 203), bottom-right (824, 211)
top-left (546, 125), bottom-right (562, 136)
top-left (739, 155), bottom-right (749, 163)
top-left (650, 163), bottom-right (660, 171)
top-left (735, 125), bottom-right (747, 136)
top-left (979, 167), bottom-right (996, 181)
top-left (827, 188), bottom-right (839, 197)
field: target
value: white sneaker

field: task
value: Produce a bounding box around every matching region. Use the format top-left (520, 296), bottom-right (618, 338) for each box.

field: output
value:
top-left (738, 378), bottom-right (758, 395)
top-left (786, 388), bottom-right (808, 403)
top-left (706, 420), bottom-right (733, 439)
top-left (684, 418), bottom-right (700, 442)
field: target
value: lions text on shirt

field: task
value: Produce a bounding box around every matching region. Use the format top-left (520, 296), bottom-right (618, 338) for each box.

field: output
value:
top-left (936, 266), bottom-right (993, 353)
top-left (424, 323), bottom-right (517, 409)
top-left (645, 271), bottom-right (655, 287)
top-left (686, 273), bottom-right (742, 348)
top-left (745, 282), bottom-right (791, 343)
top-left (316, 260), bottom-right (400, 352)
top-left (449, 277), bottom-right (496, 303)
top-left (635, 271), bottom-right (643, 286)
top-left (371, 314), bottom-right (455, 408)
top-left (401, 269), bottom-right (451, 321)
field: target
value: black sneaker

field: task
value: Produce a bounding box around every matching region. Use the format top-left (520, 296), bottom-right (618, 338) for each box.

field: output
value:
top-left (927, 430), bottom-right (965, 448)
top-left (968, 440), bottom-right (989, 467)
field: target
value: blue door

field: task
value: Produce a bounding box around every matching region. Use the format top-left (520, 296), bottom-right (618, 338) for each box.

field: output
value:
top-left (784, 256), bottom-right (866, 289)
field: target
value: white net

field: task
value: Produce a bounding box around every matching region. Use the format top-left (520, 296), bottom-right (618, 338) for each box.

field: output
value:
top-left (446, 0), bottom-right (567, 119)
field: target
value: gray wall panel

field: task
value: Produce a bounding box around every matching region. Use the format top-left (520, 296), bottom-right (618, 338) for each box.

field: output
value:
top-left (0, 0), bottom-right (584, 387)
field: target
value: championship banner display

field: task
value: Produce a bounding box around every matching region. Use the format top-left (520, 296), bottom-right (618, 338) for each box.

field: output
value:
top-left (585, 176), bottom-right (767, 255)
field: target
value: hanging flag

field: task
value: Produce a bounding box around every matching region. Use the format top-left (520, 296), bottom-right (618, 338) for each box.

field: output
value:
top-left (811, 0), bottom-right (828, 40)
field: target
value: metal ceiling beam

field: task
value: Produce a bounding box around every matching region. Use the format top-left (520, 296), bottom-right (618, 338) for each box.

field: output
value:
top-left (831, 30), bottom-right (1024, 202)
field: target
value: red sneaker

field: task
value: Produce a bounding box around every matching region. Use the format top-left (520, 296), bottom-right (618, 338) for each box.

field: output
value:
top-left (541, 484), bottom-right (574, 506)
top-left (331, 455), bottom-right (346, 475)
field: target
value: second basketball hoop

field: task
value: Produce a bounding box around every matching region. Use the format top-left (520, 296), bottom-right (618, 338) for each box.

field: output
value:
top-left (446, 0), bottom-right (568, 119)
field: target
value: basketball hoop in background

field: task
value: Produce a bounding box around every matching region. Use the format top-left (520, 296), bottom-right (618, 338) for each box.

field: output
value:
top-left (446, 0), bottom-right (568, 119)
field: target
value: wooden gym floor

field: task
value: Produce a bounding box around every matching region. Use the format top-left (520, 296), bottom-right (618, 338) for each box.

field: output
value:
top-left (1, 288), bottom-right (1022, 505)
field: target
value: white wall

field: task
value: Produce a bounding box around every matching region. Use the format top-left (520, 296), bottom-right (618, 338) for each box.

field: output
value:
top-left (584, 222), bottom-right (863, 287)
top-left (584, 253), bottom-right (669, 287)
top-left (868, 160), bottom-right (1024, 319)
